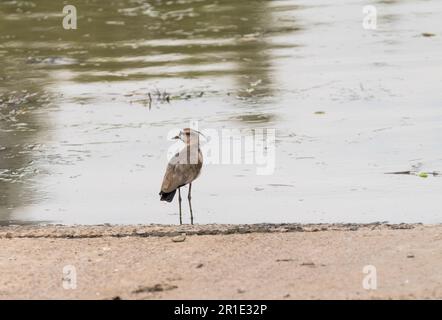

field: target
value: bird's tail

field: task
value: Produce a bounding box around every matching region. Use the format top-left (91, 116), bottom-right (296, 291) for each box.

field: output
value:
top-left (159, 189), bottom-right (177, 202)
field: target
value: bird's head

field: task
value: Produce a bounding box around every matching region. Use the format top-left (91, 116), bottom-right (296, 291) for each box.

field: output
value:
top-left (173, 128), bottom-right (205, 145)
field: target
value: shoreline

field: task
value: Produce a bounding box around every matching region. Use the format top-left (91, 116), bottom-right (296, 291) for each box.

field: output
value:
top-left (0, 222), bottom-right (425, 238)
top-left (0, 223), bottom-right (441, 299)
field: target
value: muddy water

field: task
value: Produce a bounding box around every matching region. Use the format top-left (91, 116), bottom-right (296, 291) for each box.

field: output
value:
top-left (1, 0), bottom-right (441, 225)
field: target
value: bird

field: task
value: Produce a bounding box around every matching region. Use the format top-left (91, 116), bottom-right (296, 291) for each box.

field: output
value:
top-left (159, 128), bottom-right (204, 224)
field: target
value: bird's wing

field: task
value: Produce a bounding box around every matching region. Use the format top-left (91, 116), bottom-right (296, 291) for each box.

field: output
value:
top-left (160, 148), bottom-right (202, 193)
top-left (160, 162), bottom-right (181, 193)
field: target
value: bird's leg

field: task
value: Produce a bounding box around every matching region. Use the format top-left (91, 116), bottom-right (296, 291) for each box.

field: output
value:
top-left (178, 188), bottom-right (182, 225)
top-left (188, 183), bottom-right (193, 225)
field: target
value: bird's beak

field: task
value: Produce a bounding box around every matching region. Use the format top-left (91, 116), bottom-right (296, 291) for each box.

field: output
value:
top-left (172, 135), bottom-right (180, 140)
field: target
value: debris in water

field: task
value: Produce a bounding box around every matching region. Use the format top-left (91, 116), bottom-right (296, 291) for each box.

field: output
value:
top-left (385, 171), bottom-right (439, 177)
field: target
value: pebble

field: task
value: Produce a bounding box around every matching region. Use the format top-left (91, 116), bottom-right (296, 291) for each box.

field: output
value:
top-left (172, 234), bottom-right (186, 242)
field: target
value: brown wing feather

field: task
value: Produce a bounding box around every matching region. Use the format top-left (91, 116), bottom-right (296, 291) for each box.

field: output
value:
top-left (160, 147), bottom-right (202, 193)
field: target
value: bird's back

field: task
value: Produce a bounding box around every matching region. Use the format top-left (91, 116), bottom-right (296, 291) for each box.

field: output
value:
top-left (160, 145), bottom-right (203, 193)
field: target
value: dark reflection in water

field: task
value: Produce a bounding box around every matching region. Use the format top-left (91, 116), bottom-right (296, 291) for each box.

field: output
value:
top-left (0, 0), bottom-right (299, 82)
top-left (0, 90), bottom-right (50, 222)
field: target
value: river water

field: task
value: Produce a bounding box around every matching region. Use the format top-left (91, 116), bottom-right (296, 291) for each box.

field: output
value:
top-left (1, 0), bottom-right (441, 225)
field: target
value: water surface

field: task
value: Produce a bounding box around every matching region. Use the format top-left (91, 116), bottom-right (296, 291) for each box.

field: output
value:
top-left (1, 0), bottom-right (441, 225)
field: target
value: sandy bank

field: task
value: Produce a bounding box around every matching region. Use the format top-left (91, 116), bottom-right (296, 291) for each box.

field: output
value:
top-left (0, 223), bottom-right (441, 299)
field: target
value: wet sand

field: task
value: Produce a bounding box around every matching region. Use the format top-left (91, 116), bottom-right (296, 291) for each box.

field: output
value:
top-left (0, 223), bottom-right (441, 300)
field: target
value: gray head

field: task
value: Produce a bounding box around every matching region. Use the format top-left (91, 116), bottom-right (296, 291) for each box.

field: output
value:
top-left (173, 128), bottom-right (205, 145)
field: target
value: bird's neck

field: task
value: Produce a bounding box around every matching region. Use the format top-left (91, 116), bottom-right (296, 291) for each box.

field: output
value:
top-left (185, 141), bottom-right (200, 149)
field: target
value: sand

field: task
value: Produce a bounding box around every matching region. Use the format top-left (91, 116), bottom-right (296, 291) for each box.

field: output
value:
top-left (0, 223), bottom-right (441, 300)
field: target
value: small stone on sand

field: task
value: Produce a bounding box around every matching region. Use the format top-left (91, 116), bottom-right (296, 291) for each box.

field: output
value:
top-left (172, 234), bottom-right (186, 242)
